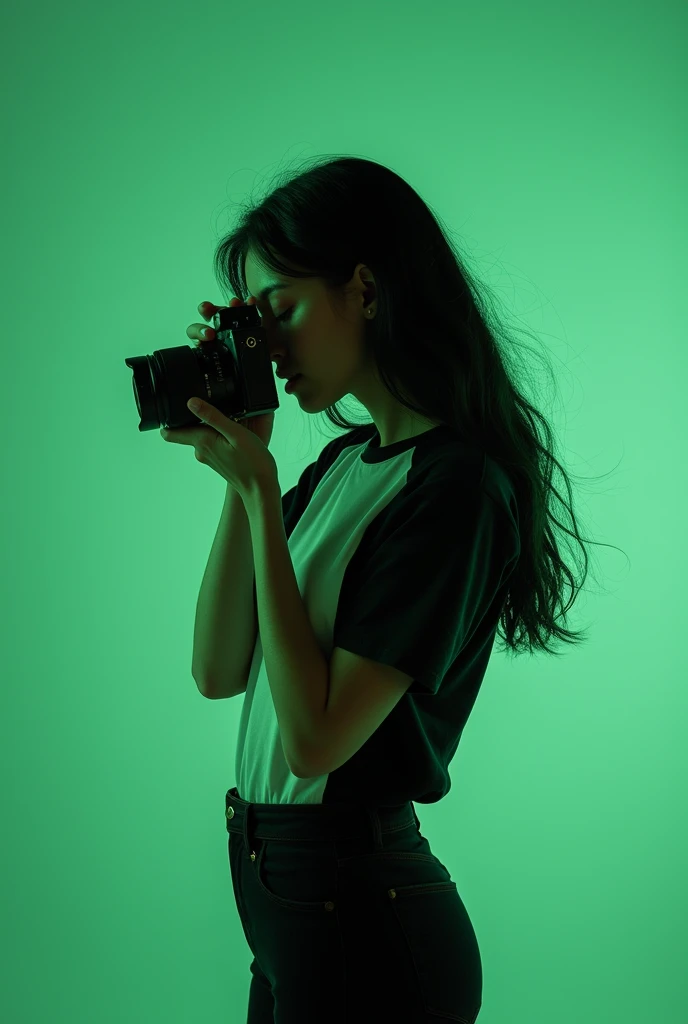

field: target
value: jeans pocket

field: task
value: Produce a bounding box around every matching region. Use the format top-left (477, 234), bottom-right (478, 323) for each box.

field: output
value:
top-left (253, 837), bottom-right (339, 911)
top-left (388, 877), bottom-right (483, 1023)
top-left (337, 849), bottom-right (483, 1024)
top-left (227, 833), bottom-right (259, 953)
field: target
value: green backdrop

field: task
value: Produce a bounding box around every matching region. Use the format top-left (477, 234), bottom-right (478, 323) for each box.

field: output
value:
top-left (3, 1), bottom-right (685, 1022)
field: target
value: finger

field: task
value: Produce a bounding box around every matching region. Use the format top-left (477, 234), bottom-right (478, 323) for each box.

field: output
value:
top-left (186, 321), bottom-right (216, 342)
top-left (198, 297), bottom-right (257, 319)
top-left (197, 300), bottom-right (229, 319)
top-left (189, 297), bottom-right (258, 342)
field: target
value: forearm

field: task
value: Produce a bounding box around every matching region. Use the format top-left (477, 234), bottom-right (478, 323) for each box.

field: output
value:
top-left (191, 484), bottom-right (257, 697)
top-left (243, 481), bottom-right (329, 777)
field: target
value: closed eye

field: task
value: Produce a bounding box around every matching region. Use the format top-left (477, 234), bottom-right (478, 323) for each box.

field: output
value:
top-left (276, 308), bottom-right (293, 323)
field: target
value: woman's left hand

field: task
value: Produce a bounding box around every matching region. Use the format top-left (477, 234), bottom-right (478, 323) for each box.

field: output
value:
top-left (160, 398), bottom-right (278, 498)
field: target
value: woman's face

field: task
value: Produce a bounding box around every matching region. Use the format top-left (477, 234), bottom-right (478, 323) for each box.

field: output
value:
top-left (245, 247), bottom-right (441, 445)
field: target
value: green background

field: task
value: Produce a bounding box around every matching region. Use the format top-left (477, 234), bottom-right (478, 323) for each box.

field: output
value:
top-left (3, 1), bottom-right (685, 1021)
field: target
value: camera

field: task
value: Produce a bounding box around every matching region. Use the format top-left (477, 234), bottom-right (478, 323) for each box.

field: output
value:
top-left (124, 303), bottom-right (279, 431)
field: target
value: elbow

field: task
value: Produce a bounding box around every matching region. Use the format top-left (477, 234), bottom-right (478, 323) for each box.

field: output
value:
top-left (193, 673), bottom-right (212, 698)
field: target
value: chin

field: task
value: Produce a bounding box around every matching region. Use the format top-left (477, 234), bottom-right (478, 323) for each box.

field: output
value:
top-left (293, 386), bottom-right (333, 414)
top-left (298, 396), bottom-right (329, 413)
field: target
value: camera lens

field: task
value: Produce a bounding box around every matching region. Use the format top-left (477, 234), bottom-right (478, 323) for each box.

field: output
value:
top-left (124, 339), bottom-right (241, 432)
top-left (124, 304), bottom-right (280, 431)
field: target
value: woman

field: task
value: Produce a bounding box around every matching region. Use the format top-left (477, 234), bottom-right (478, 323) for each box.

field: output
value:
top-left (205, 155), bottom-right (624, 1023)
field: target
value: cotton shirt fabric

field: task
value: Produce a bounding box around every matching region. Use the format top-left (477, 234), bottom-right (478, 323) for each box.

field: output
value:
top-left (234, 422), bottom-right (520, 807)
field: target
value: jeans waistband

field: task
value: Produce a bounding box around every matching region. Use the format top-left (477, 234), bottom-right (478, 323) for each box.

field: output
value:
top-left (225, 786), bottom-right (420, 853)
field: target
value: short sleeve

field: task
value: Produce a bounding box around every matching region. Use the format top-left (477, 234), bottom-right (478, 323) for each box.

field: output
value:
top-left (332, 483), bottom-right (518, 694)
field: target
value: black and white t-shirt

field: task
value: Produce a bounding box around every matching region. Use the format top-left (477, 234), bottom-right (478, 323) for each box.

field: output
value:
top-left (234, 423), bottom-right (520, 807)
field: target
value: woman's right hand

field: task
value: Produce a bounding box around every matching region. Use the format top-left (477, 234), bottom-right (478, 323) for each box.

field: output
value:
top-left (187, 297), bottom-right (275, 448)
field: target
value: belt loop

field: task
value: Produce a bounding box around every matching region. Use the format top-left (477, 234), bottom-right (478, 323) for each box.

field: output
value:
top-left (242, 801), bottom-right (253, 857)
top-left (365, 806), bottom-right (383, 851)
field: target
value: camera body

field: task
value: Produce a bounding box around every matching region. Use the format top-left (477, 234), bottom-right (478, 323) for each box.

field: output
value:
top-left (125, 304), bottom-right (278, 432)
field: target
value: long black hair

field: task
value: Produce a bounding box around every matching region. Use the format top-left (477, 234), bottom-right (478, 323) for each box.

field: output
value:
top-left (213, 154), bottom-right (627, 658)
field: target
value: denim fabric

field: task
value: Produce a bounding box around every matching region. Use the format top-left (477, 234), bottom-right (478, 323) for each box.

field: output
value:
top-left (225, 786), bottom-right (482, 1023)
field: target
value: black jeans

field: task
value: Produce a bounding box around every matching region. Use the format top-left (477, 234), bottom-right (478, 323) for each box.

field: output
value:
top-left (225, 786), bottom-right (483, 1023)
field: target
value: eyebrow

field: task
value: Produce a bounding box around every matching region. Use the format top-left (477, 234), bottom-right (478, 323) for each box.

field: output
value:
top-left (254, 283), bottom-right (290, 301)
